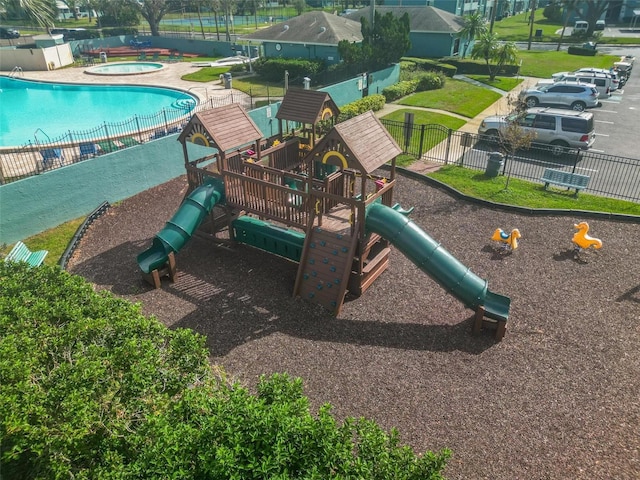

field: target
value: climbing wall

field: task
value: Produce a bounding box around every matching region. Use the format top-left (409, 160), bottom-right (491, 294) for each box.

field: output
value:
top-left (295, 227), bottom-right (357, 314)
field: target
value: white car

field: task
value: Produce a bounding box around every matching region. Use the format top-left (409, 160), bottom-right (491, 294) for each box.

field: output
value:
top-left (518, 83), bottom-right (599, 111)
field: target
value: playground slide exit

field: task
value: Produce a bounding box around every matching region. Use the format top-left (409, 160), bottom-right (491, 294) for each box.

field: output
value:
top-left (365, 203), bottom-right (510, 321)
top-left (137, 178), bottom-right (224, 274)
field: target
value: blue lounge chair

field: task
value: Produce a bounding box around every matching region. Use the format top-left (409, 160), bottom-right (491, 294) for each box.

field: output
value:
top-left (40, 148), bottom-right (64, 169)
top-left (79, 142), bottom-right (99, 159)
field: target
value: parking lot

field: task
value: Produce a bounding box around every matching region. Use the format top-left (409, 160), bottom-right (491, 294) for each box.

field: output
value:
top-left (588, 59), bottom-right (638, 158)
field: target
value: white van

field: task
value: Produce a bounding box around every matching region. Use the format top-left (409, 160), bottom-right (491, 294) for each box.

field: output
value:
top-left (573, 21), bottom-right (589, 34)
top-left (536, 72), bottom-right (612, 98)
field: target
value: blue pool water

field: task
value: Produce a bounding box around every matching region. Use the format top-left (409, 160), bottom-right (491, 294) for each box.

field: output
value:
top-left (85, 62), bottom-right (165, 75)
top-left (0, 77), bottom-right (197, 147)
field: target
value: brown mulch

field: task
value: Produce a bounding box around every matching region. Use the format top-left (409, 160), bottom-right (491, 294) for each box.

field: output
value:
top-left (67, 173), bottom-right (640, 480)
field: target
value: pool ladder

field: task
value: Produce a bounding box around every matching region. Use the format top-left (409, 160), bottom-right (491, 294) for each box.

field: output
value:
top-left (9, 66), bottom-right (23, 78)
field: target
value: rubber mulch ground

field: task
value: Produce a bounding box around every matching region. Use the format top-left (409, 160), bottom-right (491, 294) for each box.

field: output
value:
top-left (68, 173), bottom-right (640, 480)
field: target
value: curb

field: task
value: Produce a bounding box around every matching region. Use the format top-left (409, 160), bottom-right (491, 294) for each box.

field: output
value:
top-left (391, 166), bottom-right (640, 224)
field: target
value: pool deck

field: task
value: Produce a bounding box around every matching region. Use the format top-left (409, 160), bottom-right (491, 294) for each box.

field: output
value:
top-left (1, 61), bottom-right (241, 104)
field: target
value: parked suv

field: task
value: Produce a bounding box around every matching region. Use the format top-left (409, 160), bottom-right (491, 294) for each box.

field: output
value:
top-left (0, 27), bottom-right (20, 39)
top-left (536, 75), bottom-right (611, 99)
top-left (518, 83), bottom-right (599, 111)
top-left (478, 107), bottom-right (596, 156)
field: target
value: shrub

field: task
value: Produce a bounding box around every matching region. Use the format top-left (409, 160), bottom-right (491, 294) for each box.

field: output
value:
top-left (402, 57), bottom-right (457, 77)
top-left (416, 71), bottom-right (447, 91)
top-left (568, 46), bottom-right (598, 56)
top-left (253, 57), bottom-right (325, 82)
top-left (382, 80), bottom-right (418, 101)
top-left (0, 263), bottom-right (450, 479)
top-left (336, 93), bottom-right (386, 123)
top-left (440, 57), bottom-right (519, 76)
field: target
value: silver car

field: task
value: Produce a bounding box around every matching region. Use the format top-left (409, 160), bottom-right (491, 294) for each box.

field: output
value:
top-left (518, 83), bottom-right (599, 111)
top-left (478, 107), bottom-right (596, 156)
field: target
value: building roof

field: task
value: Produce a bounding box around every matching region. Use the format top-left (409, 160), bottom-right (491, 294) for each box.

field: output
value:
top-left (276, 88), bottom-right (339, 125)
top-left (343, 6), bottom-right (464, 34)
top-left (241, 11), bottom-right (363, 46)
top-left (178, 104), bottom-right (262, 152)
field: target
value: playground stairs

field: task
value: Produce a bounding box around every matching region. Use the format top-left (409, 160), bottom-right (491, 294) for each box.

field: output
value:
top-left (348, 235), bottom-right (391, 297)
top-left (294, 227), bottom-right (358, 315)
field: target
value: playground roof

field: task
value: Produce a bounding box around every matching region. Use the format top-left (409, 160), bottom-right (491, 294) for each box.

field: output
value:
top-left (315, 111), bottom-right (401, 173)
top-left (276, 88), bottom-right (339, 125)
top-left (178, 104), bottom-right (262, 152)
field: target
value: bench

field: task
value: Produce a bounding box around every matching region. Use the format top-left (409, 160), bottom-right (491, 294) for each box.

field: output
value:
top-left (4, 241), bottom-right (48, 267)
top-left (540, 168), bottom-right (590, 197)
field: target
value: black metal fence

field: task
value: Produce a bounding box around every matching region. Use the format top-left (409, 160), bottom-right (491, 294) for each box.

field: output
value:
top-left (380, 119), bottom-right (640, 203)
top-left (0, 91), bottom-right (251, 185)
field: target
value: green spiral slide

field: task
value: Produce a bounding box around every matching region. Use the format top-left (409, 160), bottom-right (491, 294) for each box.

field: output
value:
top-left (365, 202), bottom-right (511, 322)
top-left (137, 177), bottom-right (225, 274)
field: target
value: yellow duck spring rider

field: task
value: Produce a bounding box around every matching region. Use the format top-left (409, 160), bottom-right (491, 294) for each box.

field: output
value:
top-left (572, 222), bottom-right (602, 251)
top-left (492, 228), bottom-right (521, 251)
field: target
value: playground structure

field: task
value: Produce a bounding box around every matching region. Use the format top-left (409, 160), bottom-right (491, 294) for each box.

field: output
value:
top-left (137, 89), bottom-right (511, 340)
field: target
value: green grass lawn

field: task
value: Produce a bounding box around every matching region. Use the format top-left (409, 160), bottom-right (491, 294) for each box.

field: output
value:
top-left (381, 109), bottom-right (466, 166)
top-left (465, 75), bottom-right (524, 91)
top-left (517, 50), bottom-right (619, 78)
top-left (428, 165), bottom-right (640, 215)
top-left (182, 65), bottom-right (231, 82)
top-left (231, 76), bottom-right (286, 97)
top-left (1, 217), bottom-right (84, 267)
top-left (398, 80), bottom-right (503, 118)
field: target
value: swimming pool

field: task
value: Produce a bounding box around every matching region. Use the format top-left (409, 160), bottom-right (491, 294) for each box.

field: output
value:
top-left (85, 62), bottom-right (166, 76)
top-left (0, 77), bottom-right (197, 147)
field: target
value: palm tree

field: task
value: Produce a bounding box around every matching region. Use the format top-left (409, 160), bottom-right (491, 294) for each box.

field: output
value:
top-left (458, 12), bottom-right (488, 58)
top-left (471, 31), bottom-right (518, 81)
top-left (1, 0), bottom-right (57, 28)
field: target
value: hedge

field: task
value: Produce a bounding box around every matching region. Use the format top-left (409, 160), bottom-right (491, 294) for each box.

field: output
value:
top-left (0, 263), bottom-right (450, 479)
top-left (382, 71), bottom-right (446, 102)
top-left (253, 57), bottom-right (325, 82)
top-left (336, 93), bottom-right (387, 122)
top-left (567, 46), bottom-right (598, 56)
top-left (439, 57), bottom-right (520, 76)
top-left (401, 57), bottom-right (458, 77)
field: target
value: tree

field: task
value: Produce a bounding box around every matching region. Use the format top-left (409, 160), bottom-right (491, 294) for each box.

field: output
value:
top-left (0, 0), bottom-right (57, 28)
top-left (543, 0), bottom-right (564, 22)
top-left (360, 11), bottom-right (411, 70)
top-left (98, 0), bottom-right (139, 28)
top-left (458, 12), bottom-right (488, 58)
top-left (485, 96), bottom-right (537, 190)
top-left (471, 32), bottom-right (518, 81)
top-left (564, 0), bottom-right (610, 36)
top-left (292, 0), bottom-right (306, 16)
top-left (124, 0), bottom-right (172, 36)
top-left (337, 11), bottom-right (410, 71)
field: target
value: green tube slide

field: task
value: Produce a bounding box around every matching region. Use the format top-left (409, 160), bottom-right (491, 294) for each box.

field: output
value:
top-left (365, 203), bottom-right (510, 322)
top-left (137, 178), bottom-right (225, 274)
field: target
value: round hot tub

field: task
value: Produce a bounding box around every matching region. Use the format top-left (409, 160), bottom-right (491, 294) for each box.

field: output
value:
top-left (85, 62), bottom-right (166, 76)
